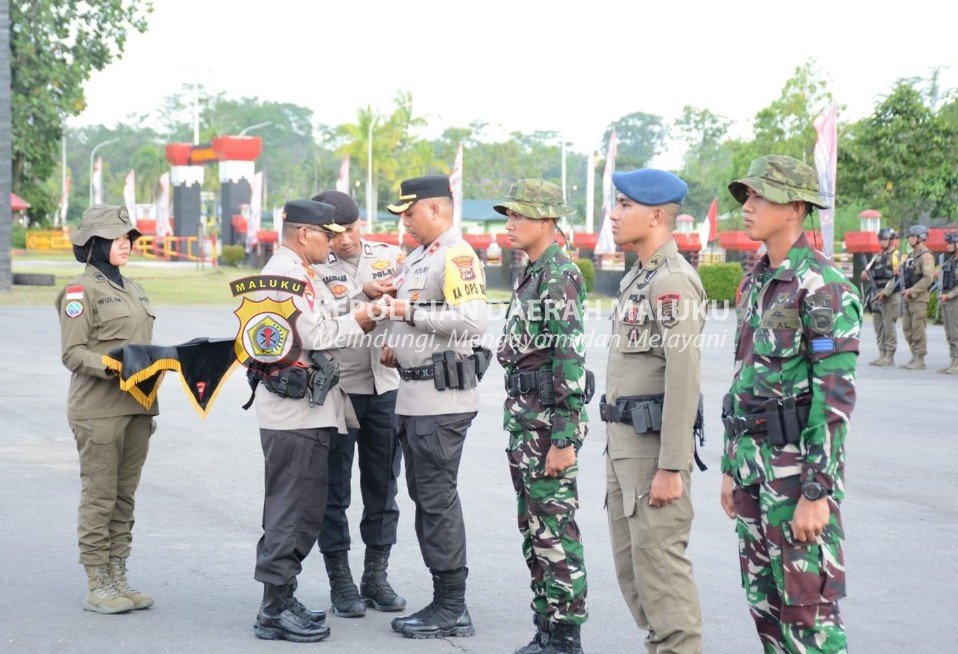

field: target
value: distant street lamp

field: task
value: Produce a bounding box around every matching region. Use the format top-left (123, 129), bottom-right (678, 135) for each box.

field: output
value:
top-left (366, 114), bottom-right (382, 227)
top-left (89, 138), bottom-right (120, 207)
top-left (238, 121), bottom-right (272, 137)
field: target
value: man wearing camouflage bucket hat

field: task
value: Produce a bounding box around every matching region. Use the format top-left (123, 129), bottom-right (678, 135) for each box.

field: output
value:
top-left (56, 205), bottom-right (155, 615)
top-left (495, 179), bottom-right (591, 654)
top-left (721, 155), bottom-right (862, 653)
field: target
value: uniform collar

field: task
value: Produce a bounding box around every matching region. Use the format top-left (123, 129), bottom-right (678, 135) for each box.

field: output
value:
top-left (526, 241), bottom-right (562, 274)
top-left (751, 232), bottom-right (812, 282)
top-left (636, 238), bottom-right (678, 272)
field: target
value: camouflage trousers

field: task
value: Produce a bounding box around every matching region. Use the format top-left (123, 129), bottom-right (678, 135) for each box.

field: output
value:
top-left (506, 427), bottom-right (588, 625)
top-left (733, 479), bottom-right (847, 654)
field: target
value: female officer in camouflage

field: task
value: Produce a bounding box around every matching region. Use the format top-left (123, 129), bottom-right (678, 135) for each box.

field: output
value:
top-left (56, 205), bottom-right (155, 614)
top-left (496, 179), bottom-right (589, 654)
top-left (720, 155), bottom-right (862, 654)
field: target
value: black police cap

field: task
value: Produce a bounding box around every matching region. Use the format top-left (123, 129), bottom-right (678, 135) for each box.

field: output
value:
top-left (311, 191), bottom-right (360, 226)
top-left (282, 199), bottom-right (344, 233)
top-left (386, 175), bottom-right (453, 214)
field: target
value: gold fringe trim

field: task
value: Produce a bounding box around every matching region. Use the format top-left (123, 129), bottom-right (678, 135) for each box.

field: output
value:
top-left (176, 358), bottom-right (242, 418)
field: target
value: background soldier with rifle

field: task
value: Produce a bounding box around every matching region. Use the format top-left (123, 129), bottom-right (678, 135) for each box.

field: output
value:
top-left (862, 227), bottom-right (900, 366)
top-left (879, 224), bottom-right (935, 370)
top-left (937, 232), bottom-right (958, 374)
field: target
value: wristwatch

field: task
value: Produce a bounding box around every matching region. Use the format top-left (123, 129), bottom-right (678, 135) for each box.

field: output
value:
top-left (801, 480), bottom-right (830, 501)
top-left (552, 439), bottom-right (574, 449)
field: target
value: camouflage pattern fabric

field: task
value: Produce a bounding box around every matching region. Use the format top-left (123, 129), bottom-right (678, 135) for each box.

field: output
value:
top-left (507, 428), bottom-right (587, 624)
top-left (498, 241), bottom-right (588, 624)
top-left (498, 241), bottom-right (589, 441)
top-left (728, 155), bottom-right (829, 210)
top-left (723, 232), bottom-right (861, 653)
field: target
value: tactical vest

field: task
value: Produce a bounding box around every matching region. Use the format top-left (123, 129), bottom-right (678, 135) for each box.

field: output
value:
top-left (943, 257), bottom-right (958, 293)
top-left (870, 251), bottom-right (895, 283)
top-left (903, 251), bottom-right (930, 288)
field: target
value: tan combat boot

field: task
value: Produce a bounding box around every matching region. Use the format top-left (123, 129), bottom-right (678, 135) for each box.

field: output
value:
top-left (874, 353), bottom-right (895, 367)
top-left (944, 358), bottom-right (958, 374)
top-left (905, 356), bottom-right (926, 370)
top-left (84, 563), bottom-right (134, 614)
top-left (110, 556), bottom-right (154, 609)
top-left (899, 355), bottom-right (916, 369)
top-left (868, 352), bottom-right (885, 366)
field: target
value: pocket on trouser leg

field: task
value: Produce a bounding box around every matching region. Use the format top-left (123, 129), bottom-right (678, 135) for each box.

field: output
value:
top-left (771, 521), bottom-right (846, 630)
top-left (72, 419), bottom-right (119, 480)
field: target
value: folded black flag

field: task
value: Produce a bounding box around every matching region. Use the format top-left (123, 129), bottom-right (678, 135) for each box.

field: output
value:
top-left (103, 337), bottom-right (239, 417)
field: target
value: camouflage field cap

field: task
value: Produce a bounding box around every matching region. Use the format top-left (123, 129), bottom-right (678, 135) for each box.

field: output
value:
top-left (728, 155), bottom-right (829, 209)
top-left (70, 204), bottom-right (142, 246)
top-left (493, 179), bottom-right (573, 220)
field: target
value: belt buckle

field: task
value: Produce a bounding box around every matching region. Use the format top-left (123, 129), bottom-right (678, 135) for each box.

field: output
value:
top-left (516, 373), bottom-right (533, 395)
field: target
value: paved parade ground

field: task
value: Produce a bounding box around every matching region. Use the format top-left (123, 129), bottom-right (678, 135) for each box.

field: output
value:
top-left (1, 302), bottom-right (955, 653)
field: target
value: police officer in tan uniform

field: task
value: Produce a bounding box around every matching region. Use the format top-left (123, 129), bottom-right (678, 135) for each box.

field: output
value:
top-left (378, 175), bottom-right (489, 640)
top-left (247, 199), bottom-right (380, 643)
top-left (881, 224), bottom-right (936, 369)
top-left (600, 169), bottom-right (705, 654)
top-left (57, 205), bottom-right (156, 615)
top-left (311, 190), bottom-right (406, 617)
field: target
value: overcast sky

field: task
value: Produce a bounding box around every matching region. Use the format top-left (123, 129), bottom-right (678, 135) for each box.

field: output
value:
top-left (74, 0), bottom-right (957, 164)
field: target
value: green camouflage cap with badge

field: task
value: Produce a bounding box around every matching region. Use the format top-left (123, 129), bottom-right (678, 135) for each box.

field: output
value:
top-left (728, 155), bottom-right (829, 209)
top-left (70, 204), bottom-right (142, 246)
top-left (493, 178), bottom-right (573, 220)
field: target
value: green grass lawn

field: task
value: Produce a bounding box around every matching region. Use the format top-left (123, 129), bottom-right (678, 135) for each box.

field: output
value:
top-left (4, 256), bottom-right (520, 306)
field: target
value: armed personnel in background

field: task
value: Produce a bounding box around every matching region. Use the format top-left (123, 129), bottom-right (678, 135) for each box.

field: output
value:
top-left (248, 199), bottom-right (380, 643)
top-left (882, 224), bottom-right (936, 370)
top-left (721, 155), bottom-right (861, 653)
top-left (379, 175), bottom-right (489, 640)
top-left (937, 231), bottom-right (958, 374)
top-left (311, 191), bottom-right (406, 619)
top-left (495, 179), bottom-right (590, 654)
top-left (861, 227), bottom-right (900, 366)
top-left (603, 168), bottom-right (705, 654)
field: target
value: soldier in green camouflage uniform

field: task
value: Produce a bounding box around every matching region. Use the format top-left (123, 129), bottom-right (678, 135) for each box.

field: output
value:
top-left (721, 156), bottom-right (862, 654)
top-left (496, 179), bottom-right (589, 654)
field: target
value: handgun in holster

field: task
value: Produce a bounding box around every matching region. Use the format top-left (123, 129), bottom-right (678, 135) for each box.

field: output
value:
top-left (307, 350), bottom-right (341, 407)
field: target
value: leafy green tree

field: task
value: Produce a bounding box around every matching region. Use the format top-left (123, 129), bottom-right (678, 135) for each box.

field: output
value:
top-left (10, 0), bottom-right (151, 224)
top-left (840, 78), bottom-right (958, 228)
top-left (674, 105), bottom-right (734, 218)
top-left (603, 112), bottom-right (667, 171)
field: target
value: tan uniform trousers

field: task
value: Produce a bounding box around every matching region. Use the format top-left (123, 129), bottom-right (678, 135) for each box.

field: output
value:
top-left (902, 299), bottom-right (929, 357)
top-left (873, 292), bottom-right (900, 357)
top-left (606, 455), bottom-right (702, 654)
top-left (943, 295), bottom-right (958, 359)
top-left (70, 414), bottom-right (153, 565)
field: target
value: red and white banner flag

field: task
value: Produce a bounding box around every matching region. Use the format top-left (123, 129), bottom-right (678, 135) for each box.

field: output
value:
top-left (123, 170), bottom-right (136, 226)
top-left (594, 129), bottom-right (618, 254)
top-left (813, 103), bottom-right (838, 257)
top-left (155, 172), bottom-right (171, 239)
top-left (450, 143), bottom-right (463, 230)
top-left (92, 156), bottom-right (104, 205)
top-left (706, 196), bottom-right (718, 242)
top-left (59, 174), bottom-right (71, 224)
top-left (336, 156), bottom-right (350, 194)
top-left (247, 171), bottom-right (264, 253)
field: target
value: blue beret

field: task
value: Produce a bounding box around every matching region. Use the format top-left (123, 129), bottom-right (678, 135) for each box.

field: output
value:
top-left (612, 169), bottom-right (688, 206)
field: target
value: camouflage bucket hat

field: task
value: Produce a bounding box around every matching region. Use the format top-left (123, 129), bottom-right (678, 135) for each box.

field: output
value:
top-left (493, 179), bottom-right (573, 220)
top-left (70, 204), bottom-right (141, 246)
top-left (728, 155), bottom-right (829, 209)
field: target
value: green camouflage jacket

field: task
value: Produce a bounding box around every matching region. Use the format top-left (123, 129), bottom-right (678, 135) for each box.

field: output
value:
top-left (723, 233), bottom-right (862, 500)
top-left (498, 242), bottom-right (588, 442)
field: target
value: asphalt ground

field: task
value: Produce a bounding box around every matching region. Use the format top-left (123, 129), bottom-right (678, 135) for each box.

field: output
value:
top-left (1, 301), bottom-right (955, 653)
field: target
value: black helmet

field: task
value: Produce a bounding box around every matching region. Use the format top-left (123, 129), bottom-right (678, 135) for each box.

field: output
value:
top-left (945, 231), bottom-right (958, 244)
top-left (908, 224), bottom-right (929, 240)
top-left (877, 227), bottom-right (897, 240)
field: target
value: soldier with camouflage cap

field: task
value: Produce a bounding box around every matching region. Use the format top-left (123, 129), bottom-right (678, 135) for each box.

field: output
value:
top-left (721, 155), bottom-right (862, 653)
top-left (937, 231), bottom-right (958, 373)
top-left (861, 225), bottom-right (900, 366)
top-left (495, 179), bottom-right (590, 654)
top-left (602, 168), bottom-right (705, 654)
top-left (879, 224), bottom-right (935, 369)
top-left (56, 205), bottom-right (155, 615)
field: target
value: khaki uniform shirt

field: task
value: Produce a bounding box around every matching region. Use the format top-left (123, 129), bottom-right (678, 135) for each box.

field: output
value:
top-left (56, 265), bottom-right (158, 420)
top-left (605, 239), bottom-right (706, 470)
top-left (253, 245), bottom-right (364, 433)
top-left (885, 244), bottom-right (935, 302)
top-left (386, 226), bottom-right (488, 416)
top-left (316, 240), bottom-right (401, 395)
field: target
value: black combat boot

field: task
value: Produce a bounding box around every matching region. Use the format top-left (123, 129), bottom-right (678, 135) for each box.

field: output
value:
top-left (288, 577), bottom-right (325, 625)
top-left (391, 570), bottom-right (440, 633)
top-left (543, 622), bottom-right (583, 654)
top-left (254, 583), bottom-right (331, 642)
top-left (323, 551), bottom-right (366, 617)
top-left (360, 545), bottom-right (406, 611)
top-left (514, 613), bottom-right (552, 653)
top-left (399, 567), bottom-right (475, 639)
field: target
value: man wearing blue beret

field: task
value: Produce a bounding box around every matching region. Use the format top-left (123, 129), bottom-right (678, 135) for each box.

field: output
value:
top-left (600, 168), bottom-right (705, 653)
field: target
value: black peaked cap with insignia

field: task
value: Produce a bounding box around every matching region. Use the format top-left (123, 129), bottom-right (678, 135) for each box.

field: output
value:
top-left (386, 175), bottom-right (453, 215)
top-left (282, 199), bottom-right (344, 233)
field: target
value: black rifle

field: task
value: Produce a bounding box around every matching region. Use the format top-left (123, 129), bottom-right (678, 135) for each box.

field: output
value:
top-left (859, 253), bottom-right (880, 314)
